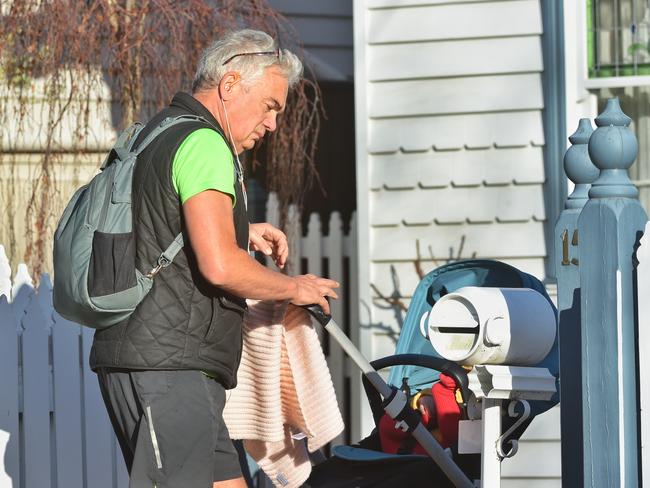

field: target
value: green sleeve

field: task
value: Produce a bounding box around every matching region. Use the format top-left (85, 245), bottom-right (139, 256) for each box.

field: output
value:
top-left (172, 128), bottom-right (236, 205)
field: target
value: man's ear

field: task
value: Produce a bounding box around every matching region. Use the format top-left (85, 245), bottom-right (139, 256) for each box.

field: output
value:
top-left (218, 72), bottom-right (241, 101)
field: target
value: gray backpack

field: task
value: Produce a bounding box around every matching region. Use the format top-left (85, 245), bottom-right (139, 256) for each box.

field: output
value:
top-left (53, 114), bottom-right (209, 329)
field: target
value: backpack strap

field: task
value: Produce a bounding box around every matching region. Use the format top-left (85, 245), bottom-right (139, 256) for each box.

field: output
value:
top-left (147, 233), bottom-right (184, 278)
top-left (133, 114), bottom-right (212, 156)
top-left (100, 122), bottom-right (145, 170)
top-left (136, 114), bottom-right (217, 278)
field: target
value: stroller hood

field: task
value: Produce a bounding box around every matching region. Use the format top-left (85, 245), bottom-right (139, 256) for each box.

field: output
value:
top-left (387, 259), bottom-right (559, 415)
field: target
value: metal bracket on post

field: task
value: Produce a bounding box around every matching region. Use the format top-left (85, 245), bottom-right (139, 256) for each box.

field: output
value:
top-left (496, 400), bottom-right (531, 460)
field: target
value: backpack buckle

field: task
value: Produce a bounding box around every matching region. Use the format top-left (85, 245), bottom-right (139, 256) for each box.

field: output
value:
top-left (147, 254), bottom-right (172, 278)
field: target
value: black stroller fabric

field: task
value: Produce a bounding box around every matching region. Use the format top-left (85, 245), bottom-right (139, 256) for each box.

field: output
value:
top-left (305, 454), bottom-right (477, 488)
top-left (304, 435), bottom-right (480, 487)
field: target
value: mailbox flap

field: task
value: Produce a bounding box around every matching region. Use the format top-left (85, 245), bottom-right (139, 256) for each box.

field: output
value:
top-left (428, 297), bottom-right (479, 330)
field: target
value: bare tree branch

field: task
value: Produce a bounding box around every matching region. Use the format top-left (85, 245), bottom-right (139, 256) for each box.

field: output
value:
top-left (0, 0), bottom-right (323, 276)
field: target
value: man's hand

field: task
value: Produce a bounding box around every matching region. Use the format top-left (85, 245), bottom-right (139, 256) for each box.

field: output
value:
top-left (249, 223), bottom-right (288, 269)
top-left (291, 274), bottom-right (339, 315)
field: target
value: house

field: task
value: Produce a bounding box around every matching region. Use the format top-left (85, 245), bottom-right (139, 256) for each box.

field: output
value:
top-left (351, 0), bottom-right (649, 486)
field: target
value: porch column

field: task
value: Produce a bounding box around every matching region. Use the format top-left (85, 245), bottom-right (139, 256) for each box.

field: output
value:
top-left (578, 98), bottom-right (647, 487)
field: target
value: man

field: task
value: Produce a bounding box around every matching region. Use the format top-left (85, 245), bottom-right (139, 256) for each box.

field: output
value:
top-left (90, 29), bottom-right (339, 488)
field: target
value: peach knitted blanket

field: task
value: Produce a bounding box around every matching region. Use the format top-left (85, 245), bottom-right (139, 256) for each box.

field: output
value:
top-left (223, 300), bottom-right (344, 488)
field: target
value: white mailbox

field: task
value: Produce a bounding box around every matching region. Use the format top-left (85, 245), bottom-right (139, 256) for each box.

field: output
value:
top-left (427, 287), bottom-right (556, 366)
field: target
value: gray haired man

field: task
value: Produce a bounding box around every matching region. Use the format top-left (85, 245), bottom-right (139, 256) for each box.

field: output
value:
top-left (91, 29), bottom-right (339, 488)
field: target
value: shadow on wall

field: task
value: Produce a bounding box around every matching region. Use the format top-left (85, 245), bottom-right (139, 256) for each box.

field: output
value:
top-left (367, 237), bottom-right (476, 346)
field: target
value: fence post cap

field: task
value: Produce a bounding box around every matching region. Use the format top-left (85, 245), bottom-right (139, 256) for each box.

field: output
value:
top-left (588, 98), bottom-right (639, 199)
top-left (594, 98), bottom-right (632, 127)
top-left (569, 118), bottom-right (594, 145)
top-left (564, 118), bottom-right (598, 209)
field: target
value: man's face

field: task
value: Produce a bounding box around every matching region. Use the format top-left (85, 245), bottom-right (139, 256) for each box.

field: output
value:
top-left (224, 65), bottom-right (289, 154)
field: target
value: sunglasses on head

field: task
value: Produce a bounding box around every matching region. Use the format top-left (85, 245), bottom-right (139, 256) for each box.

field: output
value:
top-left (222, 49), bottom-right (282, 66)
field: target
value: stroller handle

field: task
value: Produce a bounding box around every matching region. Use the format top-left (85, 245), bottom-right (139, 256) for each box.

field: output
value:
top-left (302, 304), bottom-right (393, 397)
top-left (301, 303), bottom-right (332, 327)
top-left (370, 354), bottom-right (470, 406)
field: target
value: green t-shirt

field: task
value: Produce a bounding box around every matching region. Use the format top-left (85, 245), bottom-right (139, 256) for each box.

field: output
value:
top-left (173, 129), bottom-right (237, 381)
top-left (172, 128), bottom-right (236, 205)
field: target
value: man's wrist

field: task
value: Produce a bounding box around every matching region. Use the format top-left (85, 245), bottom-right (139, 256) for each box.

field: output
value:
top-left (285, 276), bottom-right (299, 302)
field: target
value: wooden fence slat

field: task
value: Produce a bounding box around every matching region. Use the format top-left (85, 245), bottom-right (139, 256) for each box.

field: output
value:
top-left (303, 213), bottom-right (323, 277)
top-left (302, 212), bottom-right (323, 343)
top-left (325, 212), bottom-right (346, 445)
top-left (0, 296), bottom-right (20, 488)
top-left (266, 192), bottom-right (280, 229)
top-left (12, 265), bottom-right (33, 323)
top-left (286, 204), bottom-right (301, 276)
top-left (51, 311), bottom-right (84, 488)
top-left (37, 274), bottom-right (53, 315)
top-left (343, 212), bottom-right (356, 260)
top-left (36, 279), bottom-right (55, 414)
top-left (21, 293), bottom-right (52, 488)
top-left (12, 264), bottom-right (33, 301)
top-left (82, 327), bottom-right (115, 488)
top-left (0, 245), bottom-right (11, 300)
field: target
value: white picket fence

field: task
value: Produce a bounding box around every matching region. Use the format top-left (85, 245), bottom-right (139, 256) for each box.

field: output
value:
top-left (0, 258), bottom-right (129, 488)
top-left (0, 204), bottom-right (357, 487)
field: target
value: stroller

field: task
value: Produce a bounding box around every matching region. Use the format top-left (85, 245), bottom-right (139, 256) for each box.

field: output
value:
top-left (304, 259), bottom-right (559, 488)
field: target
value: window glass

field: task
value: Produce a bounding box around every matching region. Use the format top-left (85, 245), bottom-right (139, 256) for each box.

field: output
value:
top-left (589, 0), bottom-right (650, 77)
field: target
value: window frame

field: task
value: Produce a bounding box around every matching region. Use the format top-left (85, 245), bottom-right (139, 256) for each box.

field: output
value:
top-left (585, 0), bottom-right (650, 89)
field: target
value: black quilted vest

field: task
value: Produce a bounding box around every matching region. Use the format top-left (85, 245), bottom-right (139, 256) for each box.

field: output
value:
top-left (90, 92), bottom-right (249, 388)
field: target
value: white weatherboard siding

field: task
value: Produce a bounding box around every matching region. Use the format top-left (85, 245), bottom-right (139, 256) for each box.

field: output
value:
top-left (354, 0), bottom-right (560, 484)
top-left (369, 36), bottom-right (543, 81)
top-left (367, 1), bottom-right (541, 43)
top-left (369, 74), bottom-right (544, 117)
top-left (370, 146), bottom-right (546, 189)
top-left (369, 111), bottom-right (545, 151)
